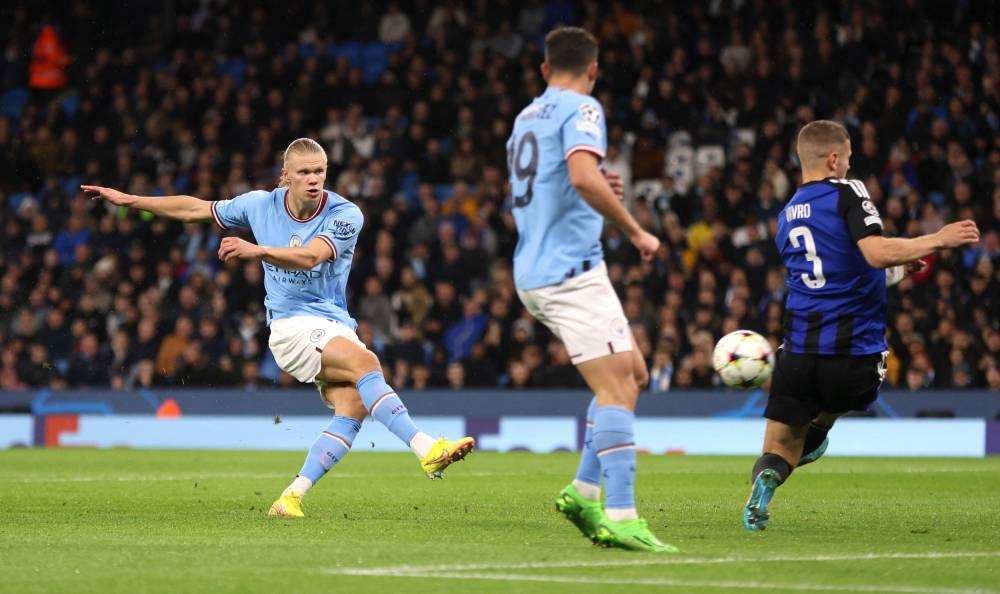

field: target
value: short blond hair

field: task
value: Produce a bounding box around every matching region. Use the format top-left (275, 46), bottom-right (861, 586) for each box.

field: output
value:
top-left (279, 138), bottom-right (327, 187)
top-left (796, 120), bottom-right (850, 163)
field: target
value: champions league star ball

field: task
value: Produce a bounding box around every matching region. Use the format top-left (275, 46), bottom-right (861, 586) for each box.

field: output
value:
top-left (713, 330), bottom-right (775, 389)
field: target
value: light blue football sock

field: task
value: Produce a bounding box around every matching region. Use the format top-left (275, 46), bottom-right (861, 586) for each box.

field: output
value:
top-left (574, 397), bottom-right (601, 488)
top-left (356, 370), bottom-right (420, 445)
top-left (298, 416), bottom-right (362, 483)
top-left (593, 405), bottom-right (637, 511)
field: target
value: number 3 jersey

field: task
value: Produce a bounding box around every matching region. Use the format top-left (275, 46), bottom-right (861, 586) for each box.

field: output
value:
top-left (507, 86), bottom-right (608, 291)
top-left (776, 178), bottom-right (887, 355)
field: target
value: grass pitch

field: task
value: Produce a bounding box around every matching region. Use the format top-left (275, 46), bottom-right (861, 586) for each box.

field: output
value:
top-left (1, 450), bottom-right (998, 594)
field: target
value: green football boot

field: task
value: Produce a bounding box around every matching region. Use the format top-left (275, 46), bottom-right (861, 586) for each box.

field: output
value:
top-left (555, 484), bottom-right (605, 542)
top-left (594, 517), bottom-right (680, 553)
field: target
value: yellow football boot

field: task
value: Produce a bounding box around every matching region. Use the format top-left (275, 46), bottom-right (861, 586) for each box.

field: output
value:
top-left (268, 493), bottom-right (305, 518)
top-left (420, 436), bottom-right (475, 478)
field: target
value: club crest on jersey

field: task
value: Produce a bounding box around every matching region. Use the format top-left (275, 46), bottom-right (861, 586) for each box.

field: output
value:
top-left (289, 235), bottom-right (303, 247)
top-left (610, 317), bottom-right (626, 338)
top-left (309, 329), bottom-right (326, 343)
top-left (579, 103), bottom-right (601, 124)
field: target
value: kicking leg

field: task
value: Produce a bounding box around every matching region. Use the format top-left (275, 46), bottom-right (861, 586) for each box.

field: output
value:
top-left (269, 383), bottom-right (366, 517)
top-left (317, 337), bottom-right (473, 478)
top-left (799, 411), bottom-right (840, 466)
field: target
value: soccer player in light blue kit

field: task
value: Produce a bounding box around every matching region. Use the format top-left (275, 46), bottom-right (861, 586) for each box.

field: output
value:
top-left (83, 138), bottom-right (474, 518)
top-left (507, 27), bottom-right (677, 553)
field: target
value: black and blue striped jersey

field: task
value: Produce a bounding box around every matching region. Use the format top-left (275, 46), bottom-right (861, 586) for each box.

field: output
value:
top-left (775, 178), bottom-right (886, 355)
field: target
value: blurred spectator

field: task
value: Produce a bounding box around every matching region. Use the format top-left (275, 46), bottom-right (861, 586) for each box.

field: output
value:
top-left (648, 349), bottom-right (674, 394)
top-left (443, 294), bottom-right (488, 362)
top-left (1, 0), bottom-right (996, 393)
top-left (378, 2), bottom-right (411, 44)
top-left (67, 333), bottom-right (110, 387)
top-left (445, 361), bottom-right (466, 390)
top-left (156, 316), bottom-right (194, 378)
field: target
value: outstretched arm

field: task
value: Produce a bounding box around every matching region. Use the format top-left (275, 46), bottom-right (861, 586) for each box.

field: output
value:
top-left (857, 220), bottom-right (980, 268)
top-left (217, 237), bottom-right (334, 270)
top-left (81, 185), bottom-right (214, 223)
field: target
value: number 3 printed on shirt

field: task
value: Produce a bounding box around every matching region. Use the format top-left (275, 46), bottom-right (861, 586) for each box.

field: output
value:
top-left (789, 226), bottom-right (826, 289)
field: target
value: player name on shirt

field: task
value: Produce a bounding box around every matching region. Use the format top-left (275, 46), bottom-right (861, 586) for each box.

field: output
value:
top-left (516, 102), bottom-right (557, 123)
top-left (785, 204), bottom-right (812, 221)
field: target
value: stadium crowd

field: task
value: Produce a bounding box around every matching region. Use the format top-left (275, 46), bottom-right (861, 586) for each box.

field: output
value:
top-left (0, 0), bottom-right (998, 393)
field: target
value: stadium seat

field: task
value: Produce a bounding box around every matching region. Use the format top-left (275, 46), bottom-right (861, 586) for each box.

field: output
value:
top-left (400, 171), bottom-right (421, 209)
top-left (731, 127), bottom-right (756, 149)
top-left (297, 43), bottom-right (318, 59)
top-left (433, 184), bottom-right (454, 201)
top-left (0, 87), bottom-right (29, 120)
top-left (667, 130), bottom-right (692, 150)
top-left (334, 42), bottom-right (363, 66)
top-left (7, 192), bottom-right (32, 214)
top-left (694, 145), bottom-right (726, 177)
top-left (62, 176), bottom-right (81, 197)
top-left (665, 146), bottom-right (693, 192)
top-left (361, 43), bottom-right (391, 84)
top-left (216, 59), bottom-right (247, 86)
top-left (59, 93), bottom-right (80, 119)
top-left (632, 179), bottom-right (664, 203)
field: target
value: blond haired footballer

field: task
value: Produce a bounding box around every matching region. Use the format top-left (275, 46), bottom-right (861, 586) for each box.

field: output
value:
top-left (84, 139), bottom-right (474, 518)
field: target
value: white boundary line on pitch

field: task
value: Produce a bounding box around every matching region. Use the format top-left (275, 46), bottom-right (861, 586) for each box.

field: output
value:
top-left (0, 472), bottom-right (294, 483)
top-left (330, 571), bottom-right (996, 594)
top-left (323, 551), bottom-right (1000, 594)
top-left (0, 471), bottom-right (513, 483)
top-left (6, 465), bottom-right (995, 483)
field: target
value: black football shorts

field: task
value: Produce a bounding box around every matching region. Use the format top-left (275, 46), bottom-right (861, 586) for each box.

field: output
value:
top-left (764, 348), bottom-right (888, 426)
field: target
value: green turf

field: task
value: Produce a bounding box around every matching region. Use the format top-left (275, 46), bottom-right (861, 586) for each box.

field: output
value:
top-left (1, 450), bottom-right (998, 594)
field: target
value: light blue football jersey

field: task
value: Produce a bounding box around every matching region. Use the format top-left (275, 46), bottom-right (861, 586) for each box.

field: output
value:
top-left (507, 86), bottom-right (607, 290)
top-left (211, 188), bottom-right (362, 328)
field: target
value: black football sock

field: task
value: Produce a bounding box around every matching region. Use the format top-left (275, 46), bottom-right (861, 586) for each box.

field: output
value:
top-left (751, 453), bottom-right (792, 484)
top-left (799, 421), bottom-right (832, 465)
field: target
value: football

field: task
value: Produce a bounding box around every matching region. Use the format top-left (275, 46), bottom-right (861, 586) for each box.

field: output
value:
top-left (713, 330), bottom-right (775, 389)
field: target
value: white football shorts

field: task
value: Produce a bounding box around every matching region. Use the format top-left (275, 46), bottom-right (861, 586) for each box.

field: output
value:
top-left (516, 261), bottom-right (633, 364)
top-left (268, 316), bottom-right (365, 383)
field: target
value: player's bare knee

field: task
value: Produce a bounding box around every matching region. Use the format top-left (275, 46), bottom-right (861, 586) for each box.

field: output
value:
top-left (346, 349), bottom-right (381, 379)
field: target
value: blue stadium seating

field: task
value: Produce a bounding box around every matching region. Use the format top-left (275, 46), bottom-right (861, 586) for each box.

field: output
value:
top-left (0, 87), bottom-right (29, 120)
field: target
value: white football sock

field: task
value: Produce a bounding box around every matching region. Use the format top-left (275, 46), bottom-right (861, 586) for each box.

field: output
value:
top-left (572, 479), bottom-right (601, 501)
top-left (282, 476), bottom-right (313, 498)
top-left (409, 431), bottom-right (436, 458)
top-left (605, 507), bottom-right (639, 521)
